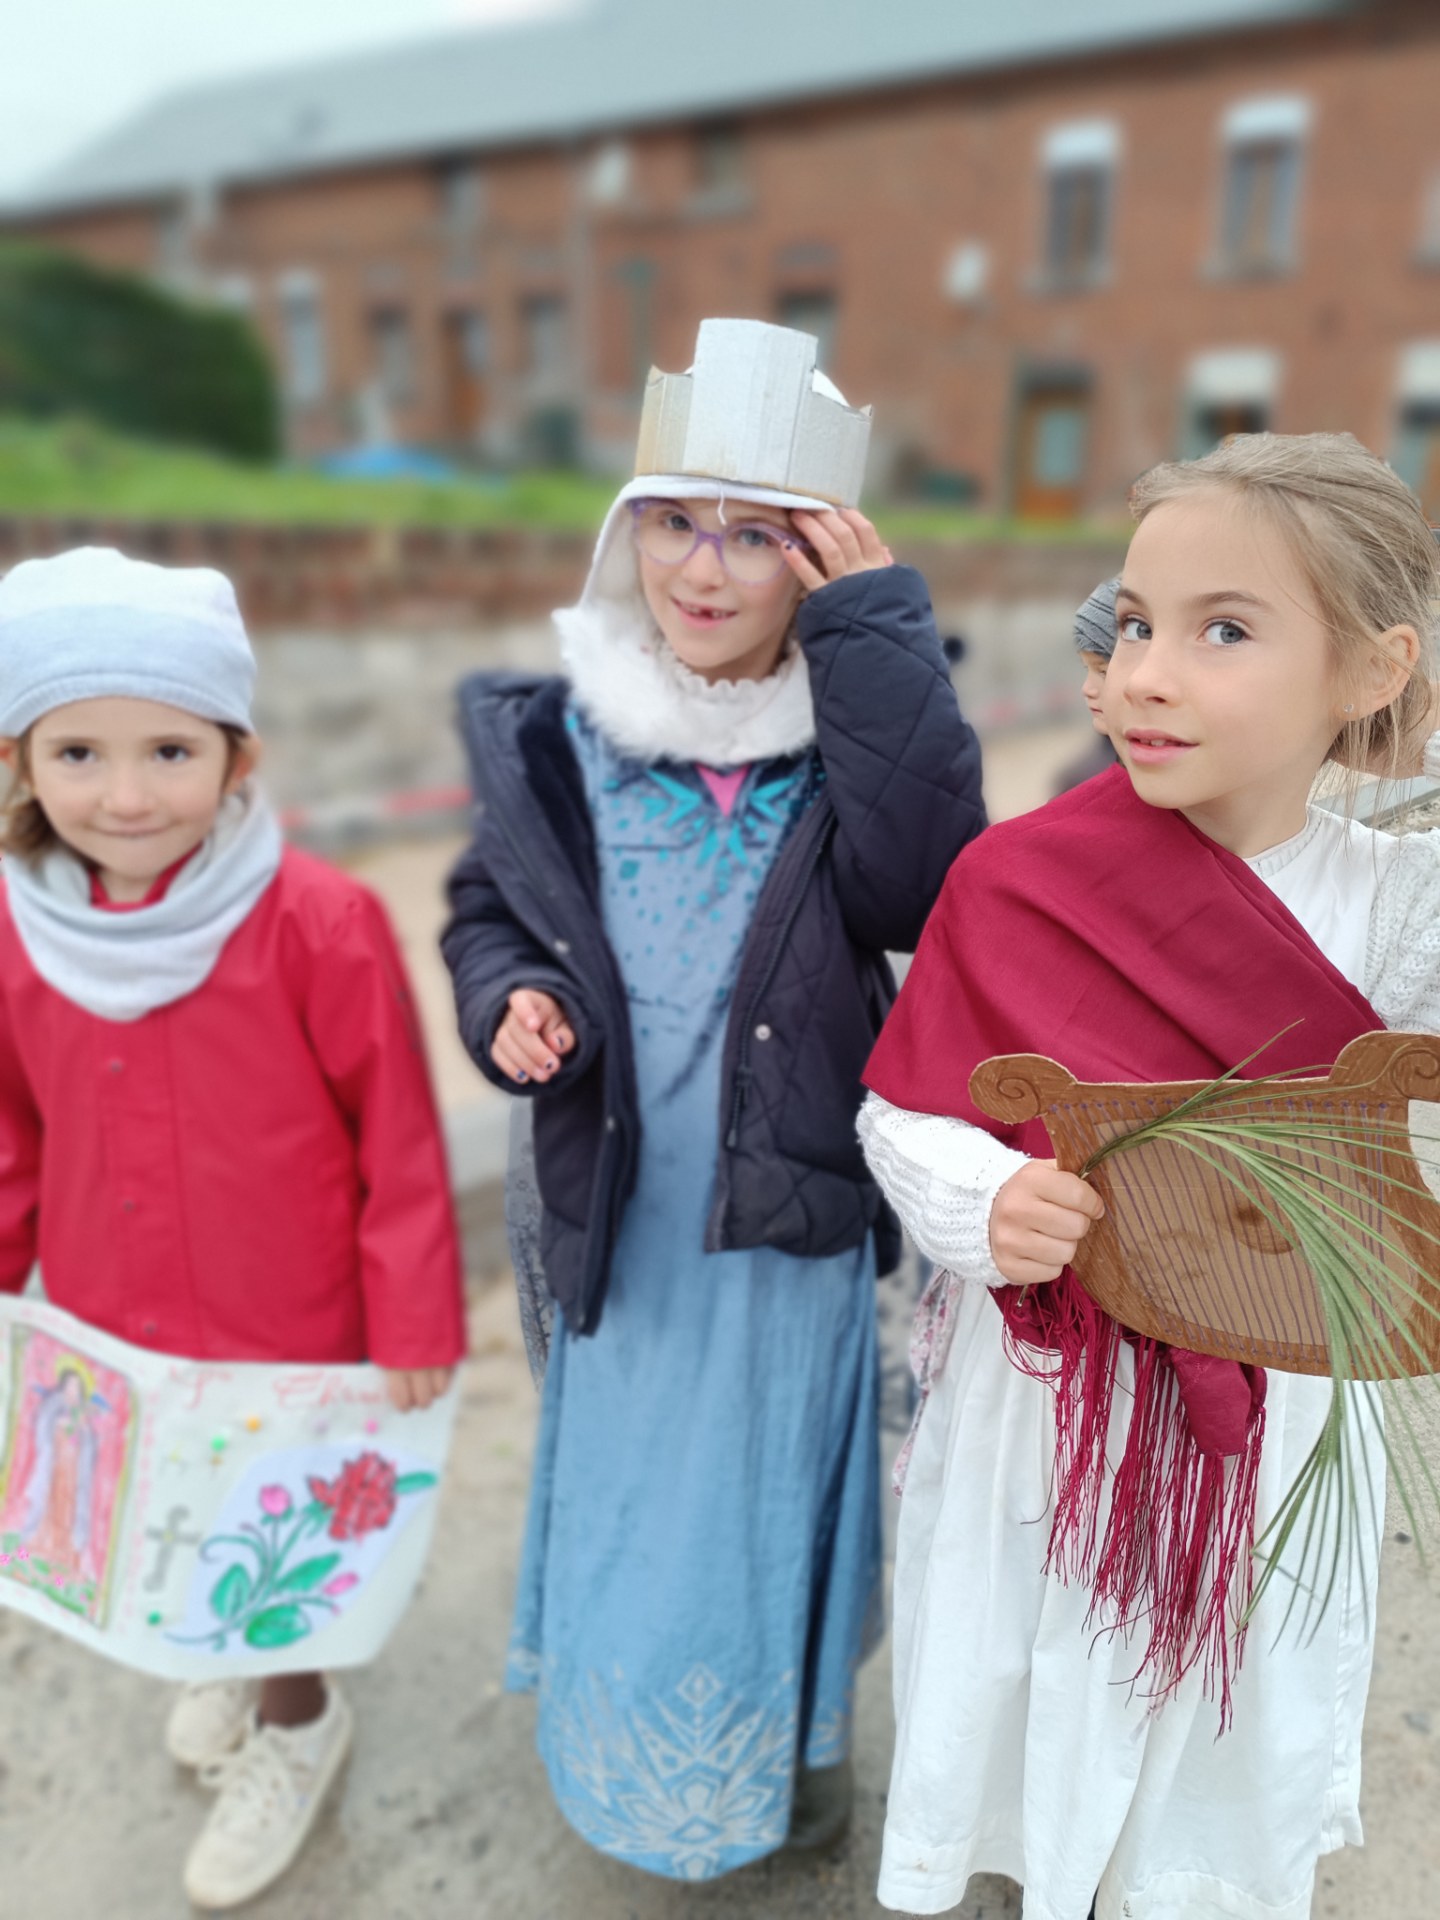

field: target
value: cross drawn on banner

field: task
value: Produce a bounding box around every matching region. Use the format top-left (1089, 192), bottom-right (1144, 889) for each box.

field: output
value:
top-left (143, 1506), bottom-right (202, 1592)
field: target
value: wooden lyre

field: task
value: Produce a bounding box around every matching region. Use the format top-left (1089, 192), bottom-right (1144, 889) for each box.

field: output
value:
top-left (969, 1030), bottom-right (1440, 1377)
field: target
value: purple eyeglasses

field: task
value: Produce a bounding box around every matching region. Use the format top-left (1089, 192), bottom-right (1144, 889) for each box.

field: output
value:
top-left (628, 498), bottom-right (813, 586)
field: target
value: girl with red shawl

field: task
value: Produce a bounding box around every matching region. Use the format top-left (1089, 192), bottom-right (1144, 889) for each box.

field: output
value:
top-left (860, 433), bottom-right (1440, 1919)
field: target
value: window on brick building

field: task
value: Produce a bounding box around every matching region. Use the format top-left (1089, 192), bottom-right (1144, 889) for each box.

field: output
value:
top-left (1046, 170), bottom-right (1110, 281)
top-left (695, 123), bottom-right (745, 196)
top-left (370, 308), bottom-right (417, 406)
top-left (1393, 344), bottom-right (1440, 521)
top-left (441, 310), bottom-right (489, 440)
top-left (1182, 349), bottom-right (1279, 456)
top-left (277, 272), bottom-right (326, 406)
top-left (1395, 405), bottom-right (1440, 521)
top-left (523, 294), bottom-right (569, 378)
top-left (776, 292), bottom-right (837, 368)
top-left (612, 258), bottom-right (656, 391)
top-left (1418, 175), bottom-right (1440, 264)
top-left (520, 297), bottom-right (577, 461)
top-left (154, 203), bottom-right (190, 282)
top-left (1216, 98), bottom-right (1310, 275)
top-left (437, 160), bottom-right (484, 234)
top-left (1039, 122), bottom-right (1119, 287)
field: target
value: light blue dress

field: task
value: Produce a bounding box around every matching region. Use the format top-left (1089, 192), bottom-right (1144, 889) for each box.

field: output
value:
top-left (506, 710), bottom-right (883, 1882)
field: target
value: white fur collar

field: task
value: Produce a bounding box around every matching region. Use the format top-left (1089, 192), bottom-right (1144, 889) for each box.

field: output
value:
top-left (560, 611), bottom-right (815, 767)
top-left (554, 479), bottom-right (818, 769)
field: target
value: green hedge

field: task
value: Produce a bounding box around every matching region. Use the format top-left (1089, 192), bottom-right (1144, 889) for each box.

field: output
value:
top-left (0, 243), bottom-right (279, 461)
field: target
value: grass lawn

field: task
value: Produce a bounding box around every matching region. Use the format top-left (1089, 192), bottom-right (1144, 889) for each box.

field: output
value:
top-left (0, 417), bottom-right (617, 530)
top-left (0, 415), bottom-right (1130, 544)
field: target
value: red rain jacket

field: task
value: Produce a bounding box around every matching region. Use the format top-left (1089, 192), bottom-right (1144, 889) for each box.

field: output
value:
top-left (0, 848), bottom-right (466, 1368)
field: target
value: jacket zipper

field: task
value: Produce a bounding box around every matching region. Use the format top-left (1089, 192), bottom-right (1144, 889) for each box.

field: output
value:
top-left (723, 810), bottom-right (834, 1150)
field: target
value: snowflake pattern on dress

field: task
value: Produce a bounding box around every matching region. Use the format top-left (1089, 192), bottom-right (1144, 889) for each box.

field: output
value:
top-left (575, 723), bottom-right (817, 1104)
top-left (635, 766), bottom-right (808, 888)
top-left (548, 1661), bottom-right (797, 1880)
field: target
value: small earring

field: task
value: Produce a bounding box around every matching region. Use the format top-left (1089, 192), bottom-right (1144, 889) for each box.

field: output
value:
top-left (1343, 704), bottom-right (1355, 715)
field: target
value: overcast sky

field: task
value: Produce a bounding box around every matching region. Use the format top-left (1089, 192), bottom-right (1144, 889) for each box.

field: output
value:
top-left (0, 0), bottom-right (571, 199)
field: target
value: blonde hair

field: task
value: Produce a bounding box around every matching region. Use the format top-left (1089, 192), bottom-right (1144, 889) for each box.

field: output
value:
top-left (0, 734), bottom-right (57, 859)
top-left (1129, 432), bottom-right (1438, 782)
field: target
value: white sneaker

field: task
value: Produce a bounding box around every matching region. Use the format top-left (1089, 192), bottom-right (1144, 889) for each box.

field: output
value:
top-left (183, 1682), bottom-right (353, 1911)
top-left (165, 1681), bottom-right (261, 1770)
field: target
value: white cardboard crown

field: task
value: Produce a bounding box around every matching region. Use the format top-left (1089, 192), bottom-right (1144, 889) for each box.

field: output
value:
top-left (634, 318), bottom-right (872, 508)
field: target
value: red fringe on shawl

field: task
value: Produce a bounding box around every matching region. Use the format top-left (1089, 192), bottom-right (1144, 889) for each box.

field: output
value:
top-left (1000, 1284), bottom-right (1265, 1728)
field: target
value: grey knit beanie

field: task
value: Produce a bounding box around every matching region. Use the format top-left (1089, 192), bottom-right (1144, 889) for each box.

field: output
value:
top-left (0, 547), bottom-right (255, 737)
top-left (1073, 576), bottom-right (1120, 658)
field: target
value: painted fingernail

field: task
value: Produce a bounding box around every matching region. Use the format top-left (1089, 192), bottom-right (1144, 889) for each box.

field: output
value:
top-left (516, 1070), bottom-right (528, 1083)
top-left (545, 1058), bottom-right (558, 1072)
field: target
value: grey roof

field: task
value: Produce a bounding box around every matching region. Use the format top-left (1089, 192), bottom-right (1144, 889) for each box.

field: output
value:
top-left (12, 0), bottom-right (1347, 217)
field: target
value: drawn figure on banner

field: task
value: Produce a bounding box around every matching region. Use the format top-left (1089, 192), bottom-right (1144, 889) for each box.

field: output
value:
top-left (0, 1329), bottom-right (137, 1625)
top-left (170, 1447), bottom-right (439, 1656)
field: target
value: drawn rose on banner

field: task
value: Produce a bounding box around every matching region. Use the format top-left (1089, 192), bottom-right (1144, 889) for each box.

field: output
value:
top-left (173, 1450), bottom-right (437, 1653)
top-left (307, 1451), bottom-right (401, 1542)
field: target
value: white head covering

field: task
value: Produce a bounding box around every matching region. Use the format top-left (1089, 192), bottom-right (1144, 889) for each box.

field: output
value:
top-left (557, 475), bottom-right (831, 768)
top-left (0, 547), bottom-right (256, 736)
top-left (560, 319), bottom-right (875, 766)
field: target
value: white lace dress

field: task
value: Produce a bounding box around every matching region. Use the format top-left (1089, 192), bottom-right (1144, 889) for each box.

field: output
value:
top-left (859, 790), bottom-right (1440, 1920)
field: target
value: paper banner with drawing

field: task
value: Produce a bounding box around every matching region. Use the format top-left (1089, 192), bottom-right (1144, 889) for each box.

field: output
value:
top-left (0, 1292), bottom-right (458, 1679)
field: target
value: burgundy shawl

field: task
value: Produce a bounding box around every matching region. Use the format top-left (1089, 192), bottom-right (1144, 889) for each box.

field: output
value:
top-left (865, 765), bottom-right (1381, 1713)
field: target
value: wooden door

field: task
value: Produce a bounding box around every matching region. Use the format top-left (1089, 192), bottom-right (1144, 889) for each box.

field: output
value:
top-left (1013, 385), bottom-right (1090, 521)
top-left (441, 310), bottom-right (488, 440)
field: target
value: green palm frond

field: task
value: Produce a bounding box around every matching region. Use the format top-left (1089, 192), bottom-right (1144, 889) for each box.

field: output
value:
top-left (1078, 1069), bottom-right (1440, 1636)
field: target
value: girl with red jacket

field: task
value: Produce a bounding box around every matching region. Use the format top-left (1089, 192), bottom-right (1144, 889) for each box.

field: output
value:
top-left (0, 546), bottom-right (466, 1911)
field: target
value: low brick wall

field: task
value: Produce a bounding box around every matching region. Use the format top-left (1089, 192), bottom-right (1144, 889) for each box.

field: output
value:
top-left (0, 516), bottom-right (593, 630)
top-left (0, 513), bottom-right (1125, 633)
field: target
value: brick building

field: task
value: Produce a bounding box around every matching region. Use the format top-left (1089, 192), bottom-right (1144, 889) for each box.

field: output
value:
top-left (7, 0), bottom-right (1440, 517)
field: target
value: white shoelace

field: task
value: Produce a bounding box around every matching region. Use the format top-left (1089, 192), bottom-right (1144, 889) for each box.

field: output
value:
top-left (199, 1727), bottom-right (314, 1829)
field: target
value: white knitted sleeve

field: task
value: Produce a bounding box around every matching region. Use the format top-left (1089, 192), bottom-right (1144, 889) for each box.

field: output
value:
top-left (1366, 807), bottom-right (1440, 1197)
top-left (858, 1092), bottom-right (1030, 1287)
top-left (1366, 824), bottom-right (1440, 1036)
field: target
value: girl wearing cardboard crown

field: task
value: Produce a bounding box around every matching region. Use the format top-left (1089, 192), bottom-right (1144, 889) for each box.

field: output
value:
top-left (861, 432), bottom-right (1440, 1918)
top-left (443, 319), bottom-right (985, 1876)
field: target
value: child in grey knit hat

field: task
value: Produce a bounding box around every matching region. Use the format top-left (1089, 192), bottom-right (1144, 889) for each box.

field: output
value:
top-left (1053, 575), bottom-right (1120, 796)
top-left (1073, 574), bottom-right (1119, 732)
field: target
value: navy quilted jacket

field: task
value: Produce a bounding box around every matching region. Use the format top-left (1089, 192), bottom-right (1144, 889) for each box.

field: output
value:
top-left (441, 565), bottom-right (986, 1334)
